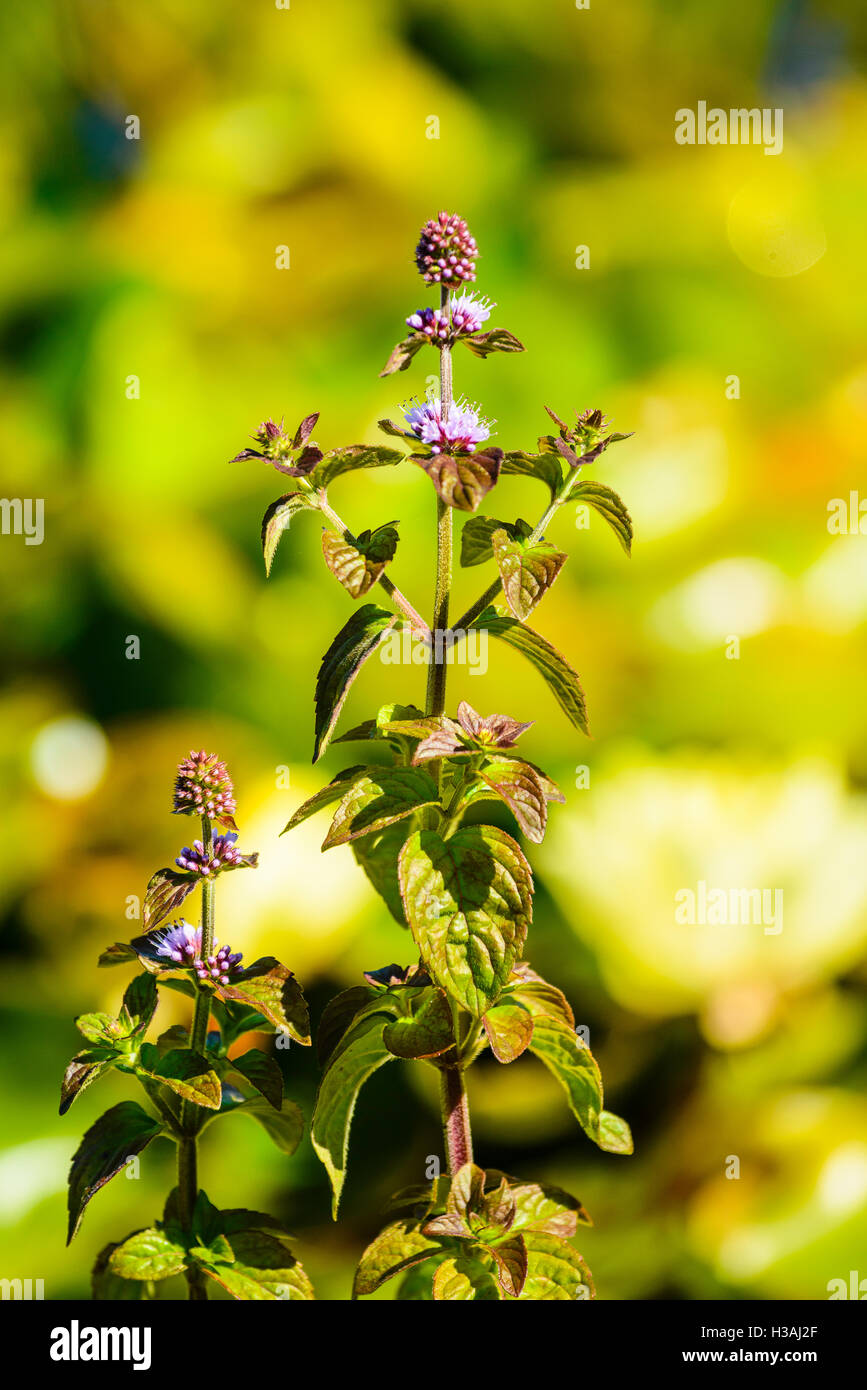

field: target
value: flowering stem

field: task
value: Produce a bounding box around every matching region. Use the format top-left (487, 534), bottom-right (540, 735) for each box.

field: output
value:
top-left (425, 286), bottom-right (454, 727)
top-left (425, 286), bottom-right (473, 1177)
top-left (177, 812), bottom-right (216, 1301)
top-left (453, 470), bottom-right (576, 631)
top-left (317, 494), bottom-right (431, 637)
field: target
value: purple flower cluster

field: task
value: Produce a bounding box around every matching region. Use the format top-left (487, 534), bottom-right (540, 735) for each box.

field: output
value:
top-left (176, 832), bottom-right (246, 876)
top-left (406, 292), bottom-right (494, 344)
top-left (415, 212), bottom-right (478, 287)
top-left (195, 942), bottom-right (244, 988)
top-left (151, 920), bottom-right (243, 986)
top-left (173, 750), bottom-right (237, 826)
top-left (403, 397), bottom-right (493, 454)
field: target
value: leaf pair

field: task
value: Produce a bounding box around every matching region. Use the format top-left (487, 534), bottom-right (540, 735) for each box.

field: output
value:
top-left (379, 326), bottom-right (523, 377)
top-left (463, 516), bottom-right (567, 621)
top-left (60, 973), bottom-right (158, 1115)
top-left (260, 445), bottom-right (404, 575)
top-left (321, 522), bottom-right (399, 599)
top-left (96, 1190), bottom-right (313, 1300)
top-left (353, 1164), bottom-right (593, 1300)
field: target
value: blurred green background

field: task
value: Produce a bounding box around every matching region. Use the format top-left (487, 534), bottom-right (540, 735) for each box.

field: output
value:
top-left (1, 0), bottom-right (866, 1301)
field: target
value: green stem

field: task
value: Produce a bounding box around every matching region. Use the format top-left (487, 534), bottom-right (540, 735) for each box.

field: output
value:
top-left (177, 813), bottom-right (215, 1300)
top-left (453, 469), bottom-right (576, 631)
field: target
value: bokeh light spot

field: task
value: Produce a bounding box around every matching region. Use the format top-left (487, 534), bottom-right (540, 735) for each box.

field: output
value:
top-left (30, 715), bottom-right (109, 802)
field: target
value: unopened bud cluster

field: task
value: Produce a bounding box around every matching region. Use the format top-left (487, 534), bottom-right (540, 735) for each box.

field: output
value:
top-left (173, 750), bottom-right (237, 824)
top-left (415, 211), bottom-right (478, 287)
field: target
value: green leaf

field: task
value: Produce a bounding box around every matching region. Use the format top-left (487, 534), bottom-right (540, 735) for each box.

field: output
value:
top-left (67, 1101), bottom-right (163, 1242)
top-left (459, 515), bottom-right (532, 568)
top-left (482, 1000), bottom-right (534, 1063)
top-left (311, 1013), bottom-right (395, 1216)
top-left (410, 449), bottom-right (503, 513)
top-left (119, 972), bottom-right (159, 1036)
top-left (213, 957), bottom-right (311, 1045)
top-left (198, 1229), bottom-right (313, 1300)
top-left (313, 605), bottom-right (402, 762)
top-left (280, 765), bottom-right (367, 834)
top-left (501, 449), bottom-right (563, 500)
top-left (108, 1227), bottom-right (188, 1281)
top-left (598, 1109), bottom-right (634, 1154)
top-left (321, 522), bottom-right (400, 599)
top-left (261, 492), bottom-right (318, 576)
top-left (142, 867), bottom-right (196, 931)
top-left (469, 607), bottom-right (589, 735)
top-left (432, 1254), bottom-right (501, 1300)
top-left (144, 1048), bottom-right (222, 1110)
top-left (522, 1007), bottom-right (632, 1155)
top-left (461, 327), bottom-right (525, 358)
top-left (492, 528), bottom-right (567, 622)
top-left (396, 1259), bottom-right (439, 1299)
top-left (353, 1219), bottom-right (444, 1297)
top-left (398, 826), bottom-right (532, 1016)
top-left (317, 985), bottom-right (376, 1066)
top-left (352, 821), bottom-right (411, 926)
top-left (520, 1231), bottom-right (595, 1299)
top-left (59, 1049), bottom-right (116, 1115)
top-left (92, 1243), bottom-right (154, 1300)
top-left (312, 444), bottom-right (404, 488)
top-left (97, 941), bottom-right (139, 967)
top-left (230, 1096), bottom-right (304, 1156)
top-left (478, 756), bottom-right (549, 844)
top-left (570, 479), bottom-right (633, 556)
top-left (230, 1049), bottom-right (284, 1111)
top-left (494, 1174), bottom-right (592, 1237)
top-left (382, 987), bottom-right (455, 1060)
top-left (323, 766), bottom-right (440, 849)
top-left (74, 1012), bottom-right (123, 1046)
top-left (379, 333), bottom-right (428, 376)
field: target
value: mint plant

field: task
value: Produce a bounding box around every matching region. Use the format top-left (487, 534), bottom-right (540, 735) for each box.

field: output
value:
top-left (241, 212), bottom-right (636, 1301)
top-left (59, 752), bottom-right (314, 1300)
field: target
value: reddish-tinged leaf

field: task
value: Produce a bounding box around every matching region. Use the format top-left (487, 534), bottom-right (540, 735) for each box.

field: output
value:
top-left (321, 522), bottom-right (399, 599)
top-left (491, 528), bottom-right (567, 622)
top-left (478, 756), bottom-right (549, 843)
top-left (323, 767), bottom-right (440, 849)
top-left (142, 868), bottom-right (196, 931)
top-left (487, 1232), bottom-right (528, 1297)
top-left (482, 1000), bottom-right (534, 1062)
top-left (411, 448), bottom-right (503, 513)
top-left (379, 334), bottom-right (428, 377)
top-left (214, 958), bottom-right (310, 1045)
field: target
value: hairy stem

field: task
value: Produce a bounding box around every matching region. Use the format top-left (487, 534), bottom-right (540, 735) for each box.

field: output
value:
top-left (440, 1065), bottom-right (474, 1173)
top-left (425, 286), bottom-right (454, 727)
top-left (318, 494), bottom-right (430, 636)
top-left (426, 288), bottom-right (474, 1178)
top-left (177, 813), bottom-right (215, 1300)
